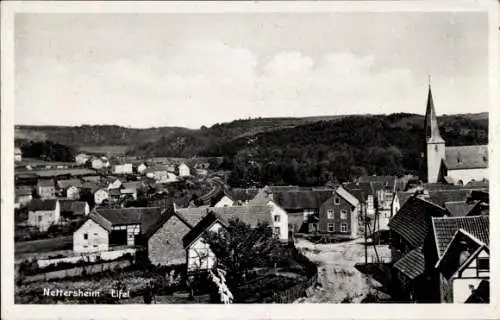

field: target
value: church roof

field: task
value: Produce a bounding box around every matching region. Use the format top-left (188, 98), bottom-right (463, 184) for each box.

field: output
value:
top-left (445, 145), bottom-right (488, 170)
top-left (424, 86), bottom-right (445, 144)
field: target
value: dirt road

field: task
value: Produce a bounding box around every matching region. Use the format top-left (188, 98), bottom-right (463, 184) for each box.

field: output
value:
top-left (295, 238), bottom-right (390, 303)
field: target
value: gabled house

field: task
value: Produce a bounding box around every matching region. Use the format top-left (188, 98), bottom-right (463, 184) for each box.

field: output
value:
top-left (75, 153), bottom-right (90, 165)
top-left (113, 163), bottom-right (133, 175)
top-left (182, 208), bottom-right (273, 273)
top-left (357, 175), bottom-right (398, 211)
top-left (318, 186), bottom-right (360, 239)
top-left (73, 206), bottom-right (165, 253)
top-left (213, 188), bottom-right (260, 207)
top-left (430, 215), bottom-right (489, 303)
top-left (59, 200), bottom-right (90, 219)
top-left (107, 178), bottom-right (123, 190)
top-left (145, 166), bottom-right (178, 183)
top-left (94, 188), bottom-right (110, 205)
top-left (37, 179), bottom-right (56, 199)
top-left (136, 163), bottom-right (148, 174)
top-left (91, 158), bottom-right (105, 170)
top-left (178, 163), bottom-right (191, 177)
top-left (15, 186), bottom-right (33, 208)
top-left (57, 178), bottom-right (83, 200)
top-left (27, 199), bottom-right (61, 232)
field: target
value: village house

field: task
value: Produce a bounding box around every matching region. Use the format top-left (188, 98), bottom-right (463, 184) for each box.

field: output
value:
top-left (14, 147), bottom-right (22, 162)
top-left (182, 208), bottom-right (273, 273)
top-left (75, 153), bottom-right (90, 165)
top-left (107, 178), bottom-right (123, 190)
top-left (113, 163), bottom-right (133, 175)
top-left (73, 206), bottom-right (165, 253)
top-left (431, 215), bottom-right (489, 303)
top-left (27, 199), bottom-right (61, 232)
top-left (59, 200), bottom-right (90, 219)
top-left (94, 188), bottom-right (110, 205)
top-left (344, 182), bottom-right (376, 216)
top-left (15, 186), bottom-right (33, 208)
top-left (91, 158), bottom-right (106, 170)
top-left (145, 166), bottom-right (178, 183)
top-left (317, 186), bottom-right (360, 239)
top-left (56, 178), bottom-right (83, 200)
top-left (178, 163), bottom-right (191, 177)
top-left (213, 188), bottom-right (260, 207)
top-left (136, 163), bottom-right (148, 174)
top-left (36, 179), bottom-right (56, 199)
top-left (357, 175), bottom-right (400, 213)
top-left (424, 85), bottom-right (488, 185)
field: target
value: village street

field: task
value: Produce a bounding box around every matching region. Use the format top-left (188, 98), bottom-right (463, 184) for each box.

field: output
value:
top-left (295, 238), bottom-right (390, 303)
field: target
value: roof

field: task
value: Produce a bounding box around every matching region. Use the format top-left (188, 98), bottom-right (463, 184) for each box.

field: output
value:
top-left (182, 212), bottom-right (222, 248)
top-left (57, 179), bottom-right (82, 189)
top-left (424, 86), bottom-right (445, 144)
top-left (465, 179), bottom-right (489, 188)
top-left (274, 190), bottom-right (333, 210)
top-left (81, 181), bottom-right (100, 193)
top-left (445, 145), bottom-right (488, 170)
top-left (335, 186), bottom-right (359, 207)
top-left (431, 215), bottom-right (489, 258)
top-left (266, 185), bottom-right (301, 193)
top-left (388, 197), bottom-right (447, 248)
top-left (16, 186), bottom-right (33, 196)
top-left (28, 199), bottom-right (58, 211)
top-left (427, 190), bottom-right (471, 208)
top-left (37, 179), bottom-right (54, 187)
top-left (59, 200), bottom-right (88, 215)
top-left (393, 247), bottom-right (425, 281)
top-left (358, 176), bottom-right (397, 190)
top-left (343, 182), bottom-right (374, 199)
top-left (122, 181), bottom-right (143, 190)
top-left (177, 205), bottom-right (272, 227)
top-left (444, 201), bottom-right (479, 217)
top-left (395, 191), bottom-right (414, 208)
top-left (109, 188), bottom-right (121, 197)
top-left (422, 183), bottom-right (464, 191)
top-left (176, 208), bottom-right (210, 227)
top-left (91, 207), bottom-right (165, 234)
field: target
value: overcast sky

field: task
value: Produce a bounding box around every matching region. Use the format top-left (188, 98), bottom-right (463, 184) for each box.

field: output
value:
top-left (15, 12), bottom-right (488, 128)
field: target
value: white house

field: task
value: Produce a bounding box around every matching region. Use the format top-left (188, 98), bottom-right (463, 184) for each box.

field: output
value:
top-left (137, 163), bottom-right (148, 174)
top-left (94, 188), bottom-right (110, 205)
top-left (27, 199), bottom-right (61, 232)
top-left (113, 163), bottom-right (133, 175)
top-left (267, 200), bottom-right (289, 241)
top-left (14, 147), bottom-right (22, 162)
top-left (107, 178), bottom-right (122, 190)
top-left (75, 153), bottom-right (90, 165)
top-left (145, 167), bottom-right (178, 183)
top-left (214, 195), bottom-right (235, 208)
top-left (73, 217), bottom-right (110, 253)
top-left (178, 163), bottom-right (191, 177)
top-left (91, 158), bottom-right (105, 170)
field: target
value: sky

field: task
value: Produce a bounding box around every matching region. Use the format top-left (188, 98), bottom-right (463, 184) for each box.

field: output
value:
top-left (15, 12), bottom-right (489, 129)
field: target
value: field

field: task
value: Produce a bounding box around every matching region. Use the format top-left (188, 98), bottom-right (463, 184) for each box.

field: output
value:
top-left (15, 236), bottom-right (73, 255)
top-left (78, 145), bottom-right (130, 155)
top-left (295, 238), bottom-right (390, 303)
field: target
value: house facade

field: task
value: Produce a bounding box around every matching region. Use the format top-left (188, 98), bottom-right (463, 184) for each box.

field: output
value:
top-left (318, 186), bottom-right (360, 239)
top-left (214, 195), bottom-right (234, 207)
top-left (267, 200), bottom-right (289, 241)
top-left (91, 158), bottom-right (105, 170)
top-left (75, 153), bottom-right (90, 165)
top-left (113, 163), bottom-right (133, 175)
top-left (94, 189), bottom-right (110, 205)
top-left (28, 199), bottom-right (61, 232)
top-left (73, 218), bottom-right (109, 253)
top-left (147, 212), bottom-right (192, 266)
top-left (178, 163), bottom-right (190, 177)
top-left (37, 180), bottom-right (56, 199)
top-left (184, 217), bottom-right (224, 273)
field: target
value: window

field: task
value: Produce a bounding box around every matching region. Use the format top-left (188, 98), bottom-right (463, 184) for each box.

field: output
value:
top-left (334, 197), bottom-right (340, 205)
top-left (93, 245), bottom-right (98, 248)
top-left (327, 223), bottom-right (334, 233)
top-left (327, 209), bottom-right (334, 219)
top-left (83, 245), bottom-right (88, 248)
top-left (274, 227), bottom-right (280, 236)
top-left (341, 223), bottom-right (347, 233)
top-left (274, 215), bottom-right (281, 223)
top-left (83, 233), bottom-right (88, 240)
top-left (38, 216), bottom-right (42, 222)
top-left (340, 210), bottom-right (348, 220)
top-left (477, 257), bottom-right (489, 271)
top-left (93, 233), bottom-right (98, 236)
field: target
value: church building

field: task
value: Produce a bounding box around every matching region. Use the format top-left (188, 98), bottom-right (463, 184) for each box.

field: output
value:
top-left (424, 85), bottom-right (488, 185)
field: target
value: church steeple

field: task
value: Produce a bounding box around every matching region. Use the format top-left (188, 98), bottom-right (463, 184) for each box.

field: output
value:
top-left (424, 79), bottom-right (445, 144)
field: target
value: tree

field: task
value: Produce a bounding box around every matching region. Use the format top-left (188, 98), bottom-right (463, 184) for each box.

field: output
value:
top-left (203, 218), bottom-right (283, 288)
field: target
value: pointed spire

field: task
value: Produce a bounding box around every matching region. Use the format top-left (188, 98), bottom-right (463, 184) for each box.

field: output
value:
top-left (424, 78), bottom-right (445, 143)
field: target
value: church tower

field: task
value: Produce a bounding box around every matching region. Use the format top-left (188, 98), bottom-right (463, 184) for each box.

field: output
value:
top-left (424, 81), bottom-right (446, 183)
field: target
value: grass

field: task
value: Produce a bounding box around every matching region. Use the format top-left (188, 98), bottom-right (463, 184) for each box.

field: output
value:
top-left (78, 145), bottom-right (130, 155)
top-left (15, 236), bottom-right (73, 254)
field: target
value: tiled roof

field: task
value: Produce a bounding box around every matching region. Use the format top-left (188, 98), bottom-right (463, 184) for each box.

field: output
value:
top-left (395, 191), bottom-right (414, 209)
top-left (182, 212), bottom-right (221, 248)
top-left (92, 207), bottom-right (165, 234)
top-left (344, 182), bottom-right (374, 199)
top-left (445, 145), bottom-right (488, 170)
top-left (122, 181), bottom-right (143, 190)
top-left (59, 200), bottom-right (87, 215)
top-left (57, 179), bottom-right (82, 189)
top-left (274, 190), bottom-right (333, 210)
top-left (444, 201), bottom-right (478, 217)
top-left (427, 190), bottom-right (471, 208)
top-left (358, 175), bottom-right (397, 190)
top-left (432, 215), bottom-right (489, 258)
top-left (393, 247), bottom-right (425, 280)
top-left (109, 188), bottom-right (121, 197)
top-left (388, 197), bottom-right (447, 248)
top-left (422, 183), bottom-right (463, 191)
top-left (37, 179), bottom-right (54, 187)
top-left (266, 185), bottom-right (301, 193)
top-left (335, 186), bottom-right (359, 207)
top-left (28, 199), bottom-right (58, 211)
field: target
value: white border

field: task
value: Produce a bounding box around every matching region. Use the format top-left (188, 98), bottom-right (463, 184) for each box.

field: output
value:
top-left (1, 1), bottom-right (498, 319)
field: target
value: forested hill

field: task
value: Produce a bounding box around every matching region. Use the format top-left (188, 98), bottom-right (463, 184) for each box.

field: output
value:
top-left (203, 113), bottom-right (488, 187)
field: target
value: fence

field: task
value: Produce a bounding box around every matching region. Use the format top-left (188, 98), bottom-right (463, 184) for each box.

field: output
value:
top-left (269, 247), bottom-right (318, 303)
top-left (37, 248), bottom-right (136, 268)
top-left (23, 260), bottom-right (132, 283)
